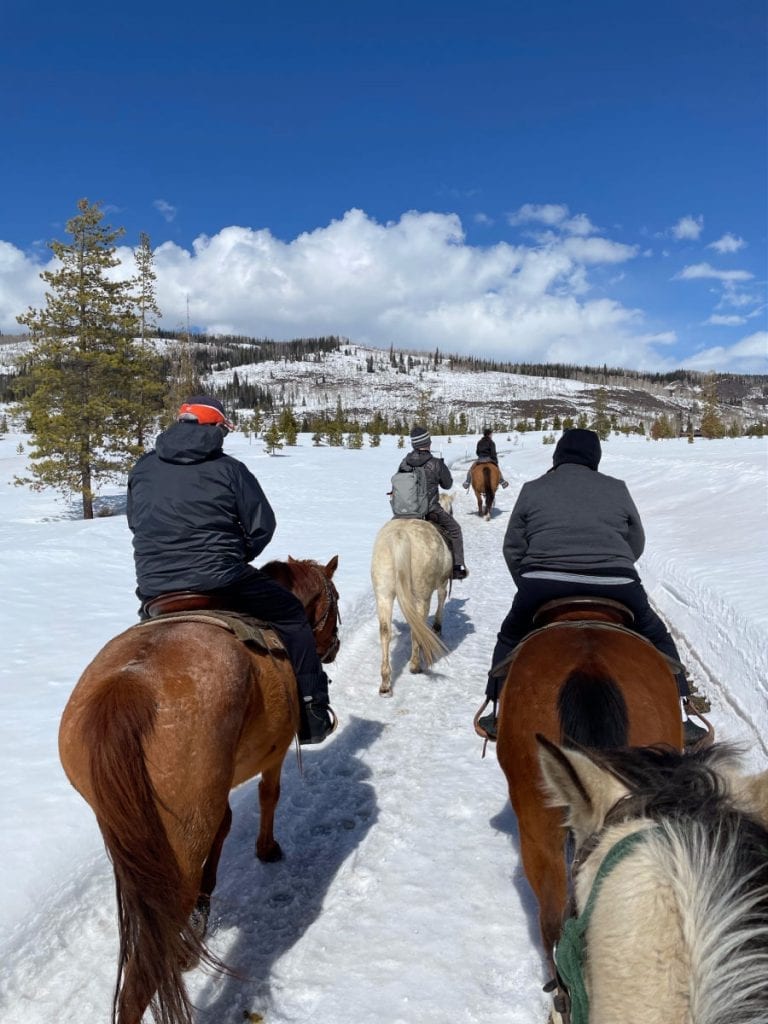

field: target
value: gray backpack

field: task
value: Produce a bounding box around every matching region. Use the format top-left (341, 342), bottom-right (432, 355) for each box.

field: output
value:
top-left (390, 466), bottom-right (429, 518)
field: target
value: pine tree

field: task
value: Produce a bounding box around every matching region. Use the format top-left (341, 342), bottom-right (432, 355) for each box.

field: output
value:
top-left (591, 388), bottom-right (611, 440)
top-left (700, 377), bottom-right (726, 439)
top-left (278, 406), bottom-right (299, 445)
top-left (130, 232), bottom-right (166, 446)
top-left (15, 199), bottom-right (146, 518)
top-left (263, 422), bottom-right (283, 454)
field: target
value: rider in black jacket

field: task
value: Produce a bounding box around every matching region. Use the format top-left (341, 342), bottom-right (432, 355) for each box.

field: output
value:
top-left (463, 428), bottom-right (509, 489)
top-left (127, 395), bottom-right (336, 744)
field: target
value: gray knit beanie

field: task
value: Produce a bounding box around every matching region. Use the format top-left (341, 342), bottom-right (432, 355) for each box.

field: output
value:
top-left (410, 425), bottom-right (431, 449)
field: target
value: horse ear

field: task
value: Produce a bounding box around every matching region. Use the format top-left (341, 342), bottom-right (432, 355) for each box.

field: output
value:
top-left (324, 554), bottom-right (339, 578)
top-left (536, 735), bottom-right (629, 840)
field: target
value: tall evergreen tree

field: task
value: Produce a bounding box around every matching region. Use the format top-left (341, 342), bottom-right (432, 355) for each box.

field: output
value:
top-left (15, 198), bottom-right (146, 518)
top-left (130, 232), bottom-right (166, 446)
top-left (700, 377), bottom-right (726, 438)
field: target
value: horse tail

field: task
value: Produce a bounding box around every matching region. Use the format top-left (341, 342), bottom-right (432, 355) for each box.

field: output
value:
top-left (557, 669), bottom-right (629, 748)
top-left (82, 674), bottom-right (211, 1024)
top-left (482, 465), bottom-right (493, 508)
top-left (391, 532), bottom-right (447, 666)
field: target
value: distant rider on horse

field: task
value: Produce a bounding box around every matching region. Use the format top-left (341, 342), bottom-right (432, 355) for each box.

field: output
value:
top-left (462, 428), bottom-right (510, 489)
top-left (127, 395), bottom-right (336, 744)
top-left (477, 428), bottom-right (706, 745)
top-left (398, 425), bottom-right (469, 580)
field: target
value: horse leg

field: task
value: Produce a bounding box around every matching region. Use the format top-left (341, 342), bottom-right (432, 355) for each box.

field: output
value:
top-left (256, 763), bottom-right (284, 862)
top-left (433, 581), bottom-right (448, 635)
top-left (377, 600), bottom-right (394, 696)
top-left (191, 803), bottom-right (233, 942)
top-left (515, 804), bottom-right (568, 979)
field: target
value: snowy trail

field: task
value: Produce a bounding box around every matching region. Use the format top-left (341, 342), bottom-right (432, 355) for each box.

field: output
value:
top-left (1, 435), bottom-right (766, 1024)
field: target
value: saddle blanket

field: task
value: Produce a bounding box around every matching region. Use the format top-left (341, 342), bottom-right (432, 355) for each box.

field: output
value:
top-left (135, 610), bottom-right (286, 656)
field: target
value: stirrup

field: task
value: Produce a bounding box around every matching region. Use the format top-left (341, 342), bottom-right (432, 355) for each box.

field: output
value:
top-left (682, 707), bottom-right (714, 751)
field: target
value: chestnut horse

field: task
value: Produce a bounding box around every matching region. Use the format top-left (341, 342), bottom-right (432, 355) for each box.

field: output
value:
top-left (59, 555), bottom-right (340, 1024)
top-left (538, 740), bottom-right (768, 1024)
top-left (470, 461), bottom-right (500, 519)
top-left (493, 598), bottom-right (684, 994)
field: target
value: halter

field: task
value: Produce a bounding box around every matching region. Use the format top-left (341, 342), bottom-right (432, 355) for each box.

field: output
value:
top-left (306, 564), bottom-right (341, 661)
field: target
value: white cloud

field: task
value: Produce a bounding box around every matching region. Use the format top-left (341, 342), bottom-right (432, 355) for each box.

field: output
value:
top-left (681, 331), bottom-right (768, 373)
top-left (508, 203), bottom-right (598, 236)
top-left (2, 206), bottom-right (753, 371)
top-left (473, 212), bottom-right (494, 226)
top-left (677, 262), bottom-right (753, 282)
top-left (704, 314), bottom-right (747, 326)
top-left (153, 199), bottom-right (177, 223)
top-left (708, 233), bottom-right (746, 254)
top-left (671, 215), bottom-right (704, 240)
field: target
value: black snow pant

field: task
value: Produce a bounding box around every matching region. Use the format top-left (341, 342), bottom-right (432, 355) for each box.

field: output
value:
top-left (427, 506), bottom-right (465, 567)
top-left (485, 575), bottom-right (686, 701)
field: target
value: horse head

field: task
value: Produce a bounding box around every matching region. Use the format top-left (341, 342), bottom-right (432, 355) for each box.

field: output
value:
top-left (438, 491), bottom-right (455, 514)
top-left (270, 555), bottom-right (341, 663)
top-left (536, 738), bottom-right (768, 1023)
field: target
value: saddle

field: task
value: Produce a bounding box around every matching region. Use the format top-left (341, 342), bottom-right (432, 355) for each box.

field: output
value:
top-left (138, 591), bottom-right (286, 656)
top-left (532, 596), bottom-right (635, 628)
top-left (490, 596), bottom-right (642, 681)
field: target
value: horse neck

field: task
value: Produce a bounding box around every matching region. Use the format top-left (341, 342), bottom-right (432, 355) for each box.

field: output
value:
top-left (582, 816), bottom-right (768, 1024)
top-left (579, 822), bottom-right (690, 1024)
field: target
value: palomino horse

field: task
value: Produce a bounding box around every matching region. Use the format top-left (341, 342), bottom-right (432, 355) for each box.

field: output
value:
top-left (538, 739), bottom-right (768, 1024)
top-left (493, 598), bottom-right (684, 989)
top-left (470, 461), bottom-right (500, 519)
top-left (59, 556), bottom-right (340, 1024)
top-left (371, 493), bottom-right (454, 695)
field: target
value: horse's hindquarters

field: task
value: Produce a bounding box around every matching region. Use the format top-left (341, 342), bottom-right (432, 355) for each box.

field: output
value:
top-left (495, 624), bottom-right (683, 969)
top-left (371, 519), bottom-right (451, 693)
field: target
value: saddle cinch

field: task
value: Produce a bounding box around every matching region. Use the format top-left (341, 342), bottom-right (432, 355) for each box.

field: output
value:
top-left (136, 591), bottom-right (287, 655)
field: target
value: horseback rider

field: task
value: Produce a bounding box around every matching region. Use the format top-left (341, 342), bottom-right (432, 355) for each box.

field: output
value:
top-left (462, 428), bottom-right (510, 489)
top-left (126, 395), bottom-right (337, 745)
top-left (477, 428), bottom-right (707, 745)
top-left (398, 425), bottom-right (469, 580)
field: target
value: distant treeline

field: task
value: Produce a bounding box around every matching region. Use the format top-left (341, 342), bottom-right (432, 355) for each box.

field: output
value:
top-left (3, 333), bottom-right (766, 410)
top-left (445, 353), bottom-right (768, 391)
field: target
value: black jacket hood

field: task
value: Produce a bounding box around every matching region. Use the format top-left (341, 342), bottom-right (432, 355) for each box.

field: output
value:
top-left (155, 421), bottom-right (225, 465)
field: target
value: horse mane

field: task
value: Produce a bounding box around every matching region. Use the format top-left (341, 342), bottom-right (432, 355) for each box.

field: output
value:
top-left (262, 558), bottom-right (320, 605)
top-left (597, 743), bottom-right (743, 820)
top-left (592, 744), bottom-right (768, 1024)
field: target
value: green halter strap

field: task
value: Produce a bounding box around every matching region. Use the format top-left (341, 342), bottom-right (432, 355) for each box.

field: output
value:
top-left (555, 829), bottom-right (653, 1024)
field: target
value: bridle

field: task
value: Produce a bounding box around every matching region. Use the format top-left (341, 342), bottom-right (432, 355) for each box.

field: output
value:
top-left (306, 565), bottom-right (341, 662)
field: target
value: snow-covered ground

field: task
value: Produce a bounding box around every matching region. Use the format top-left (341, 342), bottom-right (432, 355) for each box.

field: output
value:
top-left (0, 430), bottom-right (766, 1023)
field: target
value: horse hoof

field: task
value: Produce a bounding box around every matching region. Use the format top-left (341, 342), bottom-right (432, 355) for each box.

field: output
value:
top-left (432, 623), bottom-right (442, 635)
top-left (379, 685), bottom-right (392, 697)
top-left (409, 665), bottom-right (422, 675)
top-left (256, 840), bottom-right (283, 863)
top-left (189, 896), bottom-right (210, 941)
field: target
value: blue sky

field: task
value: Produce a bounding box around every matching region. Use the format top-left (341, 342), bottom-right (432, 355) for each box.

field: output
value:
top-left (2, 0), bottom-right (766, 371)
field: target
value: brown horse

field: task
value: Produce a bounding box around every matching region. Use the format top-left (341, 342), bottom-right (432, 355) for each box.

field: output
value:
top-left (470, 461), bottom-right (500, 519)
top-left (493, 598), bottom-right (684, 993)
top-left (59, 555), bottom-right (340, 1024)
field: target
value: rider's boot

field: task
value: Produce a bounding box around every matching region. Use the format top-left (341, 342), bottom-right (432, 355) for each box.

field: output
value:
top-left (297, 672), bottom-right (338, 745)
